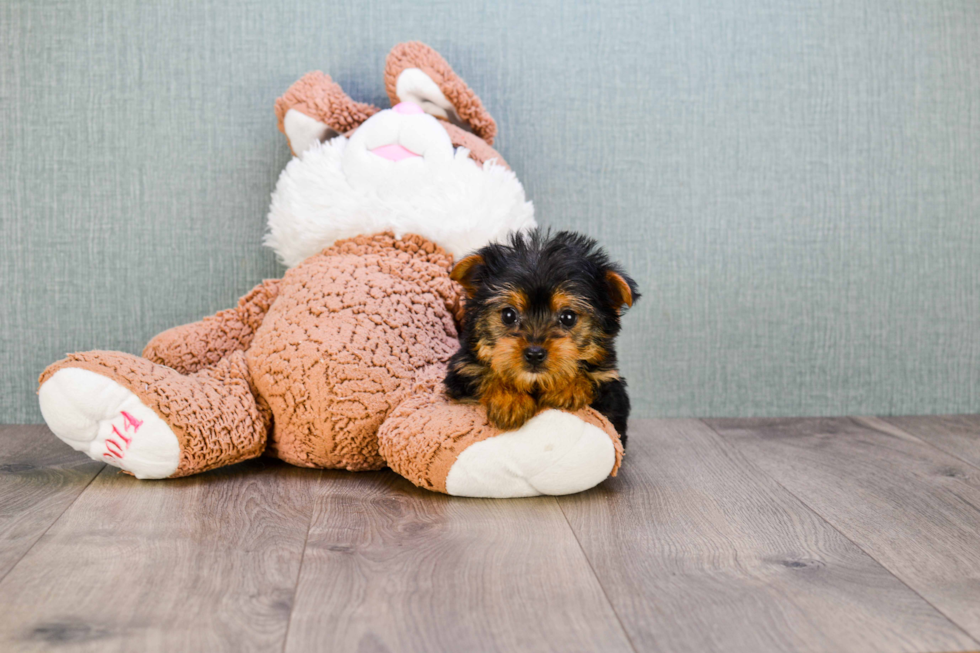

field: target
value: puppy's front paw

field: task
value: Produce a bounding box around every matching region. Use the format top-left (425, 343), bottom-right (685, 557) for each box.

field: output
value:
top-left (540, 375), bottom-right (594, 413)
top-left (482, 382), bottom-right (537, 431)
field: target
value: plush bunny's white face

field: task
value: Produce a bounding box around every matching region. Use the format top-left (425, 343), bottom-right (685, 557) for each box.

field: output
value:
top-left (266, 103), bottom-right (535, 268)
top-left (342, 102), bottom-right (456, 199)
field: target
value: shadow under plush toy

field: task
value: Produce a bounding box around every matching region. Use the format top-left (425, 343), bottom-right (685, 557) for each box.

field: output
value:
top-left (37, 42), bottom-right (623, 498)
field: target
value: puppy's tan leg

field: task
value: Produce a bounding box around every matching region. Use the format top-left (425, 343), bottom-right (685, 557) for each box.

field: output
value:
top-left (539, 375), bottom-right (595, 413)
top-left (481, 377), bottom-right (538, 431)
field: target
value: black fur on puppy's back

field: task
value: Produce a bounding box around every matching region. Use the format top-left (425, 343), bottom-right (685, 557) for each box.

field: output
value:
top-left (446, 228), bottom-right (639, 446)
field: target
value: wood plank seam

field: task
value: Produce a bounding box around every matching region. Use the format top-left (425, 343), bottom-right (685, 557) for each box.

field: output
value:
top-left (864, 417), bottom-right (980, 474)
top-left (554, 497), bottom-right (640, 653)
top-left (0, 461), bottom-right (105, 586)
top-left (279, 471), bottom-right (320, 653)
top-left (699, 418), bottom-right (980, 651)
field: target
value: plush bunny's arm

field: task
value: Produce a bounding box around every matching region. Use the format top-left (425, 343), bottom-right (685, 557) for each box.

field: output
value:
top-left (143, 280), bottom-right (280, 374)
top-left (378, 364), bottom-right (623, 497)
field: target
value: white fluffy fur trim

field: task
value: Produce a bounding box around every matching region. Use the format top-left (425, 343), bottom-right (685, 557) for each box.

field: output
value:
top-left (265, 137), bottom-right (536, 267)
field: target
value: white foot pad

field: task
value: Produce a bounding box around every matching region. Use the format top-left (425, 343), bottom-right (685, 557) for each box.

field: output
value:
top-left (444, 410), bottom-right (617, 498)
top-left (39, 368), bottom-right (180, 479)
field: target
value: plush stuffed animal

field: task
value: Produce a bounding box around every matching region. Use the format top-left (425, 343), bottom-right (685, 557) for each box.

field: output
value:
top-left (37, 42), bottom-right (623, 498)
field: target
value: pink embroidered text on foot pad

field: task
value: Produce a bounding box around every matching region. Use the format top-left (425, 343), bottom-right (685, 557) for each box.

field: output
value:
top-left (38, 368), bottom-right (180, 479)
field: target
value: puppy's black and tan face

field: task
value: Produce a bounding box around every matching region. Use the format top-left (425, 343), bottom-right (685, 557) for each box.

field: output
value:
top-left (470, 283), bottom-right (606, 394)
top-left (446, 230), bottom-right (639, 428)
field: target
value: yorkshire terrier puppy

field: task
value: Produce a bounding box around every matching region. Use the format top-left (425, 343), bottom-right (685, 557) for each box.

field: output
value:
top-left (445, 229), bottom-right (639, 446)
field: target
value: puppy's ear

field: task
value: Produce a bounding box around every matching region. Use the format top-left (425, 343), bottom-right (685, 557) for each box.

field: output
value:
top-left (605, 270), bottom-right (638, 312)
top-left (450, 254), bottom-right (485, 297)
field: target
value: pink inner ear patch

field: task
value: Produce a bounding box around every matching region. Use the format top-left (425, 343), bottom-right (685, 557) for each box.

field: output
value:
top-left (393, 101), bottom-right (424, 115)
top-left (370, 143), bottom-right (422, 162)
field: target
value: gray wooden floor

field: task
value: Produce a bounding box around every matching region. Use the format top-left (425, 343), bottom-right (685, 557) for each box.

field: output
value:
top-left (1, 417), bottom-right (979, 653)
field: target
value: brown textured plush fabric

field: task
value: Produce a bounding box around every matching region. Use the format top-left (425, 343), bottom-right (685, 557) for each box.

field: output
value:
top-left (274, 71), bottom-right (380, 153)
top-left (143, 280), bottom-right (280, 375)
top-left (39, 350), bottom-right (269, 477)
top-left (378, 364), bottom-right (624, 493)
top-left (384, 41), bottom-right (498, 145)
top-left (247, 233), bottom-right (461, 471)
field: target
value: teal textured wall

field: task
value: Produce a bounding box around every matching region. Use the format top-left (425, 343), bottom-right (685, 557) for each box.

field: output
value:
top-left (2, 0), bottom-right (979, 423)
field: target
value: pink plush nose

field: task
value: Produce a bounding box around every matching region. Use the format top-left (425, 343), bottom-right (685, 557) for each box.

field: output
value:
top-left (393, 101), bottom-right (424, 115)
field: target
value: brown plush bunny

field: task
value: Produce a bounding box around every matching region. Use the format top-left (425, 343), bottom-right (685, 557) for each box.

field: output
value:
top-left (37, 42), bottom-right (623, 498)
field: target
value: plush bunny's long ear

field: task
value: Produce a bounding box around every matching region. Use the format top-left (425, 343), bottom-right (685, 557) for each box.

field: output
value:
top-left (384, 42), bottom-right (498, 146)
top-left (275, 71), bottom-right (380, 155)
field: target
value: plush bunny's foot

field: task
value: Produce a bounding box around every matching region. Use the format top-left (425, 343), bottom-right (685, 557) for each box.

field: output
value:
top-left (39, 368), bottom-right (180, 479)
top-left (39, 350), bottom-right (271, 479)
top-left (443, 409), bottom-right (617, 498)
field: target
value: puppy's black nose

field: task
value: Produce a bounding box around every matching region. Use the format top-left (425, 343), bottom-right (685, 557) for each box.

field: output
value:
top-left (523, 346), bottom-right (547, 365)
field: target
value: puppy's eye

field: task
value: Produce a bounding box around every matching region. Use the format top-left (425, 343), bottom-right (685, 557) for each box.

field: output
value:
top-left (559, 310), bottom-right (577, 327)
top-left (501, 307), bottom-right (519, 325)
